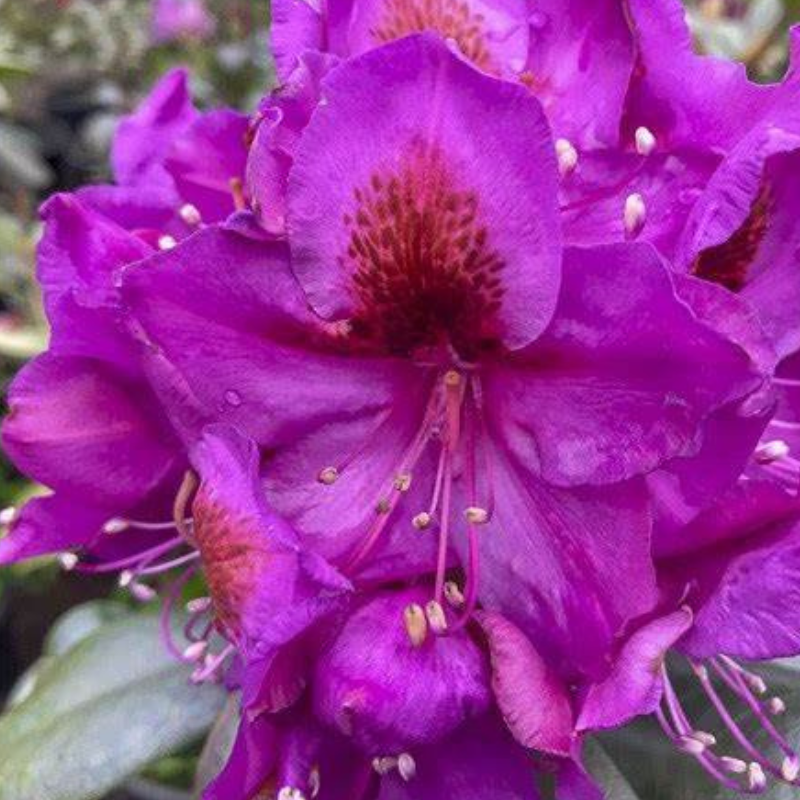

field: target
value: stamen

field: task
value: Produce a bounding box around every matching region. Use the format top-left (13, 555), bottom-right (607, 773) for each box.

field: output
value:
top-left (555, 138), bottom-right (578, 177)
top-left (186, 597), bottom-right (212, 614)
top-left (173, 470), bottom-right (198, 542)
top-left (755, 440), bottom-right (790, 464)
top-left (624, 193), bottom-right (647, 239)
top-left (397, 753), bottom-right (416, 782)
top-left (403, 603), bottom-right (428, 647)
top-left (372, 757), bottom-right (397, 776)
top-left (393, 474), bottom-right (412, 492)
top-left (158, 235), bottom-right (177, 251)
top-left (229, 177), bottom-right (246, 212)
top-left (748, 762), bottom-right (767, 792)
top-left (277, 788), bottom-right (307, 800)
top-left (635, 126), bottom-right (657, 156)
top-left (58, 552), bottom-right (78, 571)
top-left (464, 506), bottom-right (489, 525)
top-left (425, 600), bottom-right (448, 634)
top-left (0, 506), bottom-right (18, 526)
top-left (444, 580), bottom-right (465, 607)
top-left (318, 466), bottom-right (339, 485)
top-left (190, 644), bottom-right (235, 684)
top-left (129, 582), bottom-right (157, 603)
top-left (308, 767), bottom-right (321, 799)
top-left (769, 697), bottom-right (786, 716)
top-left (182, 640), bottom-right (208, 662)
top-left (103, 518), bottom-right (129, 534)
top-left (782, 756), bottom-right (799, 782)
top-left (179, 203), bottom-right (202, 226)
top-left (721, 757), bottom-right (748, 774)
top-left (412, 511), bottom-right (432, 530)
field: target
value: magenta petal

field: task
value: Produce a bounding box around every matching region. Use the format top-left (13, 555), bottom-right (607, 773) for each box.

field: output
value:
top-left (202, 711), bottom-right (277, 800)
top-left (485, 243), bottom-right (760, 487)
top-left (577, 609), bottom-right (693, 732)
top-left (477, 610), bottom-right (574, 756)
top-left (313, 589), bottom-right (490, 753)
top-left (191, 425), bottom-right (351, 667)
top-left (111, 68), bottom-right (198, 186)
top-left (377, 714), bottom-right (538, 800)
top-left (525, 0), bottom-right (633, 147)
top-left (2, 353), bottom-right (176, 505)
top-left (660, 481), bottom-right (800, 660)
top-left (271, 0), bottom-right (326, 83)
top-left (0, 495), bottom-right (108, 565)
top-left (623, 0), bottom-right (775, 151)
top-left (287, 33), bottom-right (562, 349)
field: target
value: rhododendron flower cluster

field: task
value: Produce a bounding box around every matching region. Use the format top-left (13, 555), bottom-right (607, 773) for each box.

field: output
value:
top-left (3, 0), bottom-right (800, 797)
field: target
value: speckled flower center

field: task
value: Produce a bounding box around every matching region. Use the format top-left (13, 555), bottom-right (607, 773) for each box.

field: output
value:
top-left (371, 0), bottom-right (494, 71)
top-left (341, 147), bottom-right (505, 360)
top-left (692, 185), bottom-right (771, 292)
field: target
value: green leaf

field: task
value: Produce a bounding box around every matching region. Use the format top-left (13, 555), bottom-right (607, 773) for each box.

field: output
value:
top-left (193, 695), bottom-right (240, 797)
top-left (583, 737), bottom-right (645, 800)
top-left (0, 611), bottom-right (226, 800)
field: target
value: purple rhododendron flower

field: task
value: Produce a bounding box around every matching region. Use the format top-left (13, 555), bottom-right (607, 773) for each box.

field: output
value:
top-left (0, 70), bottom-right (248, 576)
top-left (152, 0), bottom-right (216, 43)
top-left (3, 1), bottom-right (800, 798)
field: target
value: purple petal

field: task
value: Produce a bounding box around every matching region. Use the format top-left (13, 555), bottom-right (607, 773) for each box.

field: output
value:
top-left (190, 425), bottom-right (351, 673)
top-left (2, 353), bottom-right (177, 506)
top-left (469, 438), bottom-right (657, 680)
top-left (484, 243), bottom-right (760, 487)
top-left (524, 0), bottom-right (633, 147)
top-left (577, 609), bottom-right (693, 732)
top-left (112, 68), bottom-right (198, 186)
top-left (477, 610), bottom-right (574, 756)
top-left (286, 33), bottom-right (562, 350)
top-left (313, 589), bottom-right (490, 753)
top-left (376, 714), bottom-right (538, 800)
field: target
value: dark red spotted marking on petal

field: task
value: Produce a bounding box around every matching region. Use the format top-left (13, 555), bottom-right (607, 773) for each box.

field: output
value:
top-left (693, 185), bottom-right (771, 292)
top-left (341, 146), bottom-right (505, 361)
top-left (372, 0), bottom-right (494, 72)
top-left (192, 493), bottom-right (270, 642)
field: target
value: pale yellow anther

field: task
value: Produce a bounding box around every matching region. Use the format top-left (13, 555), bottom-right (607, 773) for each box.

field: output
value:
top-left (443, 370), bottom-right (461, 388)
top-left (394, 474), bottom-right (412, 492)
top-left (425, 600), bottom-right (448, 634)
top-left (412, 511), bottom-right (432, 530)
top-left (464, 506), bottom-right (489, 525)
top-left (403, 603), bottom-right (428, 647)
top-left (317, 466), bottom-right (339, 485)
top-left (376, 498), bottom-right (391, 514)
top-left (444, 581), bottom-right (465, 607)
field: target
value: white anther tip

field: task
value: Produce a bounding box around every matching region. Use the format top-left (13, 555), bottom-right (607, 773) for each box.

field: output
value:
top-left (118, 570), bottom-right (133, 587)
top-left (398, 753), bottom-right (417, 782)
top-left (0, 506), bottom-right (18, 526)
top-left (678, 736), bottom-right (706, 756)
top-left (102, 517), bottom-right (128, 535)
top-left (721, 756), bottom-right (748, 774)
top-left (58, 552), bottom-right (79, 571)
top-left (464, 506), bottom-right (489, 525)
top-left (186, 596), bottom-right (212, 614)
top-left (179, 203), bottom-right (202, 226)
top-left (183, 641), bottom-right (208, 662)
top-left (130, 581), bottom-right (157, 602)
top-left (782, 756), bottom-right (800, 782)
top-left (756, 440), bottom-right (790, 464)
top-left (555, 137), bottom-right (578, 176)
top-left (692, 731), bottom-right (717, 747)
top-left (624, 193), bottom-right (647, 239)
top-left (158, 235), bottom-right (177, 251)
top-left (317, 466), bottom-right (339, 485)
top-left (748, 762), bottom-right (767, 791)
top-left (769, 696), bottom-right (787, 715)
top-left (635, 126), bottom-right (657, 156)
